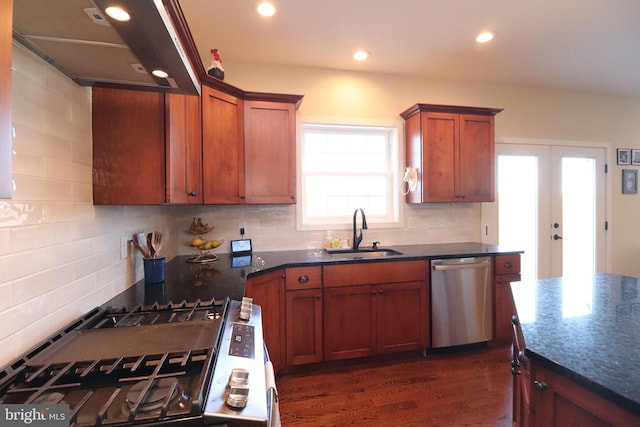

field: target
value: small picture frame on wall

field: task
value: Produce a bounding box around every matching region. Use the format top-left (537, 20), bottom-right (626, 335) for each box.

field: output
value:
top-left (622, 169), bottom-right (638, 194)
top-left (617, 148), bottom-right (630, 165)
top-left (632, 149), bottom-right (640, 166)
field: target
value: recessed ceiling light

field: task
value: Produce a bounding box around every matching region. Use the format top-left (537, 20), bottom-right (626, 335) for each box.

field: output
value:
top-left (104, 6), bottom-right (130, 22)
top-left (152, 69), bottom-right (169, 79)
top-left (257, 2), bottom-right (276, 17)
top-left (476, 31), bottom-right (497, 43)
top-left (353, 50), bottom-right (370, 61)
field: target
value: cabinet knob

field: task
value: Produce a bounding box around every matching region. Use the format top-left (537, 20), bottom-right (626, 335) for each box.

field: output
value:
top-left (511, 315), bottom-right (520, 326)
top-left (298, 275), bottom-right (309, 283)
top-left (290, 195), bottom-right (296, 200)
top-left (315, 295), bottom-right (321, 300)
top-left (504, 262), bottom-right (513, 269)
top-left (188, 191), bottom-right (197, 197)
top-left (533, 380), bottom-right (548, 392)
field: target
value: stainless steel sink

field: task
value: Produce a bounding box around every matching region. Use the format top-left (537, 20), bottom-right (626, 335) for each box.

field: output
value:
top-left (325, 248), bottom-right (404, 258)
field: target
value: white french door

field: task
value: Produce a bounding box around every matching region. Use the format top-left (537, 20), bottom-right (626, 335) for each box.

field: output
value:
top-left (493, 142), bottom-right (606, 281)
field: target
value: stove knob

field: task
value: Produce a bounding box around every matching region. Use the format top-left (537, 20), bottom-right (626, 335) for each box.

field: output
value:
top-left (226, 384), bottom-right (249, 409)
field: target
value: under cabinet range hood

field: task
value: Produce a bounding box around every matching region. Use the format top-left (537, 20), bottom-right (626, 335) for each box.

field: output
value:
top-left (13, 0), bottom-right (200, 95)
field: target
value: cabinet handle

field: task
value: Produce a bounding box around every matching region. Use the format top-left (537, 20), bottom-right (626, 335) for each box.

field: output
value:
top-left (511, 315), bottom-right (520, 326)
top-left (533, 381), bottom-right (548, 392)
top-left (504, 261), bottom-right (513, 269)
top-left (315, 295), bottom-right (321, 300)
top-left (298, 275), bottom-right (309, 283)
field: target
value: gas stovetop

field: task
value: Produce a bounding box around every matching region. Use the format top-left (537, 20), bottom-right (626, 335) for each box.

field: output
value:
top-left (0, 299), bottom-right (230, 426)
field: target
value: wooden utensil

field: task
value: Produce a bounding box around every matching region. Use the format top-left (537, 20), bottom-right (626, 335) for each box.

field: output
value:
top-left (136, 232), bottom-right (152, 258)
top-left (151, 231), bottom-right (164, 257)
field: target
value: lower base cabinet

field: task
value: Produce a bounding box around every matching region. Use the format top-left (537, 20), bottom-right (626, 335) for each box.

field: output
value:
top-left (513, 314), bottom-right (640, 426)
top-left (323, 261), bottom-right (429, 361)
top-left (528, 363), bottom-right (640, 427)
top-left (323, 281), bottom-right (428, 361)
top-left (285, 289), bottom-right (323, 365)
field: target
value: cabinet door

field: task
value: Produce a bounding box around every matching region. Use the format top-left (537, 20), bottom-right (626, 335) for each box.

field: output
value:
top-left (421, 112), bottom-right (457, 202)
top-left (245, 269), bottom-right (285, 372)
top-left (165, 93), bottom-right (202, 204)
top-left (458, 114), bottom-right (495, 201)
top-left (286, 289), bottom-right (323, 365)
top-left (323, 285), bottom-right (376, 361)
top-left (201, 85), bottom-right (244, 204)
top-left (244, 100), bottom-right (296, 204)
top-left (376, 281), bottom-right (428, 353)
top-left (92, 88), bottom-right (165, 205)
top-left (531, 363), bottom-right (640, 427)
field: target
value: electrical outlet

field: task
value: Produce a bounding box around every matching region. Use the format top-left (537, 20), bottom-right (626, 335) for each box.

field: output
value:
top-left (239, 222), bottom-right (247, 236)
top-left (120, 236), bottom-right (129, 260)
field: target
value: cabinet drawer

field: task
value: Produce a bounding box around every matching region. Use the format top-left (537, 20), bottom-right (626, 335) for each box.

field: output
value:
top-left (285, 266), bottom-right (322, 290)
top-left (323, 260), bottom-right (427, 287)
top-left (495, 254), bottom-right (521, 275)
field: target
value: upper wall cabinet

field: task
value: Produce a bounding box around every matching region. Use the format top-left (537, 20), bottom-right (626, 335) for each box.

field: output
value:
top-left (92, 88), bottom-right (202, 205)
top-left (243, 100), bottom-right (297, 204)
top-left (400, 104), bottom-right (503, 203)
top-left (92, 83), bottom-right (303, 205)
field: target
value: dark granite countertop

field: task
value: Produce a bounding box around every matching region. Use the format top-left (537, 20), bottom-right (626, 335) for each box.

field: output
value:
top-left (511, 273), bottom-right (640, 414)
top-left (103, 242), bottom-right (520, 309)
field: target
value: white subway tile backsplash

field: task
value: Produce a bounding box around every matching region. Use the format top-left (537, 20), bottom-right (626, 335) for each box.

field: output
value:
top-left (1, 43), bottom-right (175, 367)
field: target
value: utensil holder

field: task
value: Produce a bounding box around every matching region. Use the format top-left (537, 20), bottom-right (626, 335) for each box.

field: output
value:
top-left (143, 257), bottom-right (165, 283)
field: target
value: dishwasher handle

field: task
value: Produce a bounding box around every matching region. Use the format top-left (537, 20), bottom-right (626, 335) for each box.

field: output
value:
top-left (432, 260), bottom-right (491, 271)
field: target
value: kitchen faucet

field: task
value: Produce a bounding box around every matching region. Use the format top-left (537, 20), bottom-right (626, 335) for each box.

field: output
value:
top-left (352, 208), bottom-right (368, 250)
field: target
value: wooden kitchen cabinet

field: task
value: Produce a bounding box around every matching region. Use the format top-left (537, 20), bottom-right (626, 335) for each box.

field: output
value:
top-left (93, 88), bottom-right (202, 204)
top-left (323, 261), bottom-right (429, 361)
top-left (201, 89), bottom-right (299, 204)
top-left (244, 100), bottom-right (296, 204)
top-left (285, 266), bottom-right (323, 365)
top-left (201, 85), bottom-right (244, 204)
top-left (400, 104), bottom-right (503, 203)
top-left (93, 88), bottom-right (166, 204)
top-left (494, 254), bottom-right (521, 342)
top-left (165, 93), bottom-right (202, 203)
top-left (527, 362), bottom-right (640, 427)
top-left (245, 268), bottom-right (286, 372)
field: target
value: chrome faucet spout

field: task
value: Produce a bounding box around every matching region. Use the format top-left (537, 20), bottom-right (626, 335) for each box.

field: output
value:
top-left (352, 208), bottom-right (368, 250)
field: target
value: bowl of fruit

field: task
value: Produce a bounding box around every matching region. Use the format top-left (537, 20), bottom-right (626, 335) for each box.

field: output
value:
top-left (184, 237), bottom-right (224, 263)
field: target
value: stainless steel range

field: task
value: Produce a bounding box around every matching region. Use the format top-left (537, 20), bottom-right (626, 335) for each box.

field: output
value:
top-left (0, 298), bottom-right (277, 427)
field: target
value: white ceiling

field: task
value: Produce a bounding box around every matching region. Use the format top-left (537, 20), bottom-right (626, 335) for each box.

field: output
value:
top-left (179, 0), bottom-right (640, 98)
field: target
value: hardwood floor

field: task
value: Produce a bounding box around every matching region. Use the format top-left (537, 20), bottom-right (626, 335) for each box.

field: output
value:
top-left (277, 343), bottom-right (513, 426)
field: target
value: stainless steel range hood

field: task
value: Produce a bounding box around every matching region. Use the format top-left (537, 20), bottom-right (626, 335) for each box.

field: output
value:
top-left (13, 0), bottom-right (200, 95)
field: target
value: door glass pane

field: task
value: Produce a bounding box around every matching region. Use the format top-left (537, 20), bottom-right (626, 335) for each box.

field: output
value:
top-left (561, 157), bottom-right (596, 280)
top-left (498, 155), bottom-right (538, 284)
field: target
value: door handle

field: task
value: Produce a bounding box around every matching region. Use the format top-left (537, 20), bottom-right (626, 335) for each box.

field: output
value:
top-left (553, 234), bottom-right (563, 240)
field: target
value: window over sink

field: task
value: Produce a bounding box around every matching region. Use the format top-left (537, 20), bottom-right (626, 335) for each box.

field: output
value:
top-left (297, 122), bottom-right (402, 230)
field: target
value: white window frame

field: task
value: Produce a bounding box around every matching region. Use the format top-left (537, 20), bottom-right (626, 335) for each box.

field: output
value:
top-left (296, 119), bottom-right (404, 231)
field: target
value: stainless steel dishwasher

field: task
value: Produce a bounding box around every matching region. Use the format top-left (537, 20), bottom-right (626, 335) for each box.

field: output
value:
top-left (431, 257), bottom-right (492, 348)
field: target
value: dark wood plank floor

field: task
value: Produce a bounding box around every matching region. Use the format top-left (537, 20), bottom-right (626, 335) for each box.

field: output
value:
top-left (277, 343), bottom-right (513, 426)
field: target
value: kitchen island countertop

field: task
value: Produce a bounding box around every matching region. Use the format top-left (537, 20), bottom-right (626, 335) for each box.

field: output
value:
top-left (103, 242), bottom-right (520, 309)
top-left (511, 273), bottom-right (640, 414)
